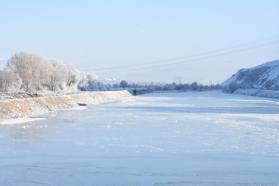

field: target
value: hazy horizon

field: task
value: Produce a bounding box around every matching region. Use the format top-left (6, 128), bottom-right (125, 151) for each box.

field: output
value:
top-left (1, 0), bottom-right (278, 83)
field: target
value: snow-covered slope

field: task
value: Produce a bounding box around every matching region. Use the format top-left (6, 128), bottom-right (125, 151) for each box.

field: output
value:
top-left (0, 90), bottom-right (132, 120)
top-left (223, 60), bottom-right (279, 93)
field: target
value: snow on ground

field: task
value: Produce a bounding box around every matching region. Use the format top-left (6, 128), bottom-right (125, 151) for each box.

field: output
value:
top-left (0, 117), bottom-right (46, 125)
top-left (223, 60), bottom-right (279, 90)
top-left (222, 59), bottom-right (279, 99)
top-left (0, 90), bottom-right (132, 119)
top-left (0, 90), bottom-right (279, 185)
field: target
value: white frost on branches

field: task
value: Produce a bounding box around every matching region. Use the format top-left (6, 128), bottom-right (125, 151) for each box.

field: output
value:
top-left (0, 52), bottom-right (83, 93)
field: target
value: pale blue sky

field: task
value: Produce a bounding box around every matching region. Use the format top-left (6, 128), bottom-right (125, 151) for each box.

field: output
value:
top-left (0, 0), bottom-right (278, 83)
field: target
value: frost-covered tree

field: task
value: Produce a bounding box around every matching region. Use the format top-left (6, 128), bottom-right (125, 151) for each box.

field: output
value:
top-left (5, 52), bottom-right (81, 92)
top-left (84, 72), bottom-right (98, 82)
top-left (78, 72), bottom-right (103, 91)
top-left (0, 70), bottom-right (22, 92)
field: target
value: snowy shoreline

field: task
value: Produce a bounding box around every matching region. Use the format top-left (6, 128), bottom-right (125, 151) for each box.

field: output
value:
top-left (231, 88), bottom-right (279, 99)
top-left (0, 90), bottom-right (132, 122)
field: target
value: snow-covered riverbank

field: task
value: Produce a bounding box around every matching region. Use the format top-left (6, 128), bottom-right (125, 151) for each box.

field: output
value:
top-left (0, 90), bottom-right (132, 121)
top-left (232, 88), bottom-right (279, 99)
top-left (222, 60), bottom-right (279, 99)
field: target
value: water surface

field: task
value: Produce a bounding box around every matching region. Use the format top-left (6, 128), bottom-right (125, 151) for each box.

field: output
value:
top-left (1, 91), bottom-right (279, 186)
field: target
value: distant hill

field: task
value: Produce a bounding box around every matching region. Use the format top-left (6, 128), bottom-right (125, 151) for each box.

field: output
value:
top-left (222, 60), bottom-right (279, 98)
top-left (223, 60), bottom-right (279, 92)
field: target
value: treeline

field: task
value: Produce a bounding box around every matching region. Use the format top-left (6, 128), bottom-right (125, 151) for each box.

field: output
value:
top-left (78, 79), bottom-right (221, 94)
top-left (0, 52), bottom-right (220, 94)
top-left (0, 52), bottom-right (91, 93)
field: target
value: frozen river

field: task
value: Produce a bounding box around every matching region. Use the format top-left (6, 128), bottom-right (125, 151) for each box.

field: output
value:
top-left (1, 91), bottom-right (279, 186)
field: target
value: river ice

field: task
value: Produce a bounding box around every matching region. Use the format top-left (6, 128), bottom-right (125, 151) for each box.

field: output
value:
top-left (1, 91), bottom-right (279, 186)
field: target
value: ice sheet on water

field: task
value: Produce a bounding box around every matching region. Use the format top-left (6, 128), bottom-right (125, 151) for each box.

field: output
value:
top-left (1, 90), bottom-right (279, 185)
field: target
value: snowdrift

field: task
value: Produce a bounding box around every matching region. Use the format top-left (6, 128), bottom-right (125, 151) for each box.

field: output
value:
top-left (0, 90), bottom-right (132, 119)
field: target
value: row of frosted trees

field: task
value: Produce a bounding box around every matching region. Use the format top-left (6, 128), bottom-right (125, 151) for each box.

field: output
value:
top-left (0, 52), bottom-right (220, 93)
top-left (0, 52), bottom-right (82, 93)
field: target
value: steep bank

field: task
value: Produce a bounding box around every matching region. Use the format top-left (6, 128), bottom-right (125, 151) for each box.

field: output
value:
top-left (0, 90), bottom-right (132, 119)
top-left (222, 60), bottom-right (279, 98)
